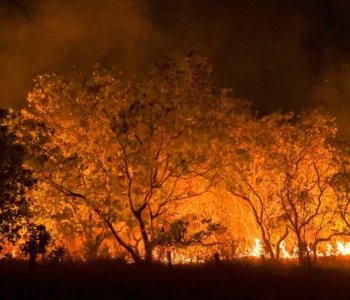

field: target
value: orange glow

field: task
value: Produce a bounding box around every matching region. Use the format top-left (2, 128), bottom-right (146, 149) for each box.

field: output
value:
top-left (336, 242), bottom-right (350, 256)
top-left (148, 238), bottom-right (350, 264)
top-left (249, 238), bottom-right (263, 258)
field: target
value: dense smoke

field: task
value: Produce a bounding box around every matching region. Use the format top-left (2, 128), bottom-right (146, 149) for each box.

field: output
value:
top-left (0, 0), bottom-right (350, 121)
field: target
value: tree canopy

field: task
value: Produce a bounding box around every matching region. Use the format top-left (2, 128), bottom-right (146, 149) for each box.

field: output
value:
top-left (4, 53), bottom-right (350, 266)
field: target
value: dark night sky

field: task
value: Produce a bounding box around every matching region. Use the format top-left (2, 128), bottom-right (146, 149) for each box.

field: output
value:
top-left (0, 0), bottom-right (350, 122)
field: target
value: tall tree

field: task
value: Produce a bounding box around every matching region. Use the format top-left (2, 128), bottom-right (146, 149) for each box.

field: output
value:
top-left (220, 109), bottom-right (340, 265)
top-left (220, 114), bottom-right (288, 260)
top-left (273, 110), bottom-right (338, 266)
top-left (8, 54), bottom-right (239, 264)
top-left (328, 135), bottom-right (350, 246)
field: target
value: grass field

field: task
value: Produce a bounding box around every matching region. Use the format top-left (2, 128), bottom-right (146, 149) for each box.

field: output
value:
top-left (1, 258), bottom-right (350, 299)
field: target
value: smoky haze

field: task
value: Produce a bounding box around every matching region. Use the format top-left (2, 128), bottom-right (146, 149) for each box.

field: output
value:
top-left (0, 0), bottom-right (350, 124)
top-left (0, 0), bottom-right (160, 109)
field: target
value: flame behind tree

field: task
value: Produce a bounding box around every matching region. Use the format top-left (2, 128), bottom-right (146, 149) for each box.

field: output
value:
top-left (272, 110), bottom-right (340, 266)
top-left (8, 54), bottom-right (245, 264)
top-left (220, 109), bottom-right (342, 264)
top-left (329, 136), bottom-right (350, 240)
top-left (220, 114), bottom-right (290, 260)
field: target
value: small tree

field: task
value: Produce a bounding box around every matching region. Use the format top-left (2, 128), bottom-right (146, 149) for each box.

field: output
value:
top-left (21, 223), bottom-right (52, 270)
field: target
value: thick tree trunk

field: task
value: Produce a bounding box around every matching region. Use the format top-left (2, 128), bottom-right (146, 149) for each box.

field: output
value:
top-left (135, 210), bottom-right (154, 265)
top-left (144, 245), bottom-right (154, 264)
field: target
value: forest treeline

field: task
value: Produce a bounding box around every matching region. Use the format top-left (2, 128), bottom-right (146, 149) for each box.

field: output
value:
top-left (1, 53), bottom-right (350, 267)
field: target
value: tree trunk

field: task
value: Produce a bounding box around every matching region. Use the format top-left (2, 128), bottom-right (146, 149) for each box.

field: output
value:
top-left (276, 227), bottom-right (289, 261)
top-left (313, 235), bottom-right (341, 264)
top-left (144, 244), bottom-right (154, 264)
top-left (276, 247), bottom-right (281, 261)
top-left (312, 243), bottom-right (318, 264)
top-left (261, 233), bottom-right (275, 260)
top-left (297, 236), bottom-right (306, 267)
top-left (96, 211), bottom-right (142, 265)
top-left (86, 244), bottom-right (99, 260)
top-left (167, 251), bottom-right (172, 267)
top-left (250, 208), bottom-right (275, 260)
top-left (29, 251), bottom-right (36, 272)
top-left (214, 253), bottom-right (220, 268)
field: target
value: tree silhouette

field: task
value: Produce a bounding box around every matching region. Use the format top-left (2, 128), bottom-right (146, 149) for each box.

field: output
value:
top-left (0, 109), bottom-right (33, 254)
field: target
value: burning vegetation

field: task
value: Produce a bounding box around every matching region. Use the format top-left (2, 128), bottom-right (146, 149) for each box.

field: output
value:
top-left (2, 53), bottom-right (350, 268)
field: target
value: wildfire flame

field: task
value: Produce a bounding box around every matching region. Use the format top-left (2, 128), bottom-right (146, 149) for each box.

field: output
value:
top-left (3, 238), bottom-right (350, 264)
top-left (240, 239), bottom-right (350, 259)
top-left (151, 238), bottom-right (350, 264)
top-left (280, 241), bottom-right (293, 259)
top-left (250, 238), bottom-right (263, 258)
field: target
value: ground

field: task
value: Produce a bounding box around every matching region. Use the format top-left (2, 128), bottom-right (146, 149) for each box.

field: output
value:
top-left (1, 258), bottom-right (350, 299)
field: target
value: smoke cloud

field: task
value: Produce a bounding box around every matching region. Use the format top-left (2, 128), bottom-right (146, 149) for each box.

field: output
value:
top-left (0, 0), bottom-right (159, 109)
top-left (0, 0), bottom-right (349, 120)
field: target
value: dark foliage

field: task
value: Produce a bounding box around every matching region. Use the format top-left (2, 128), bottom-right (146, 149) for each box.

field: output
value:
top-left (21, 224), bottom-right (52, 258)
top-left (0, 109), bottom-right (33, 249)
